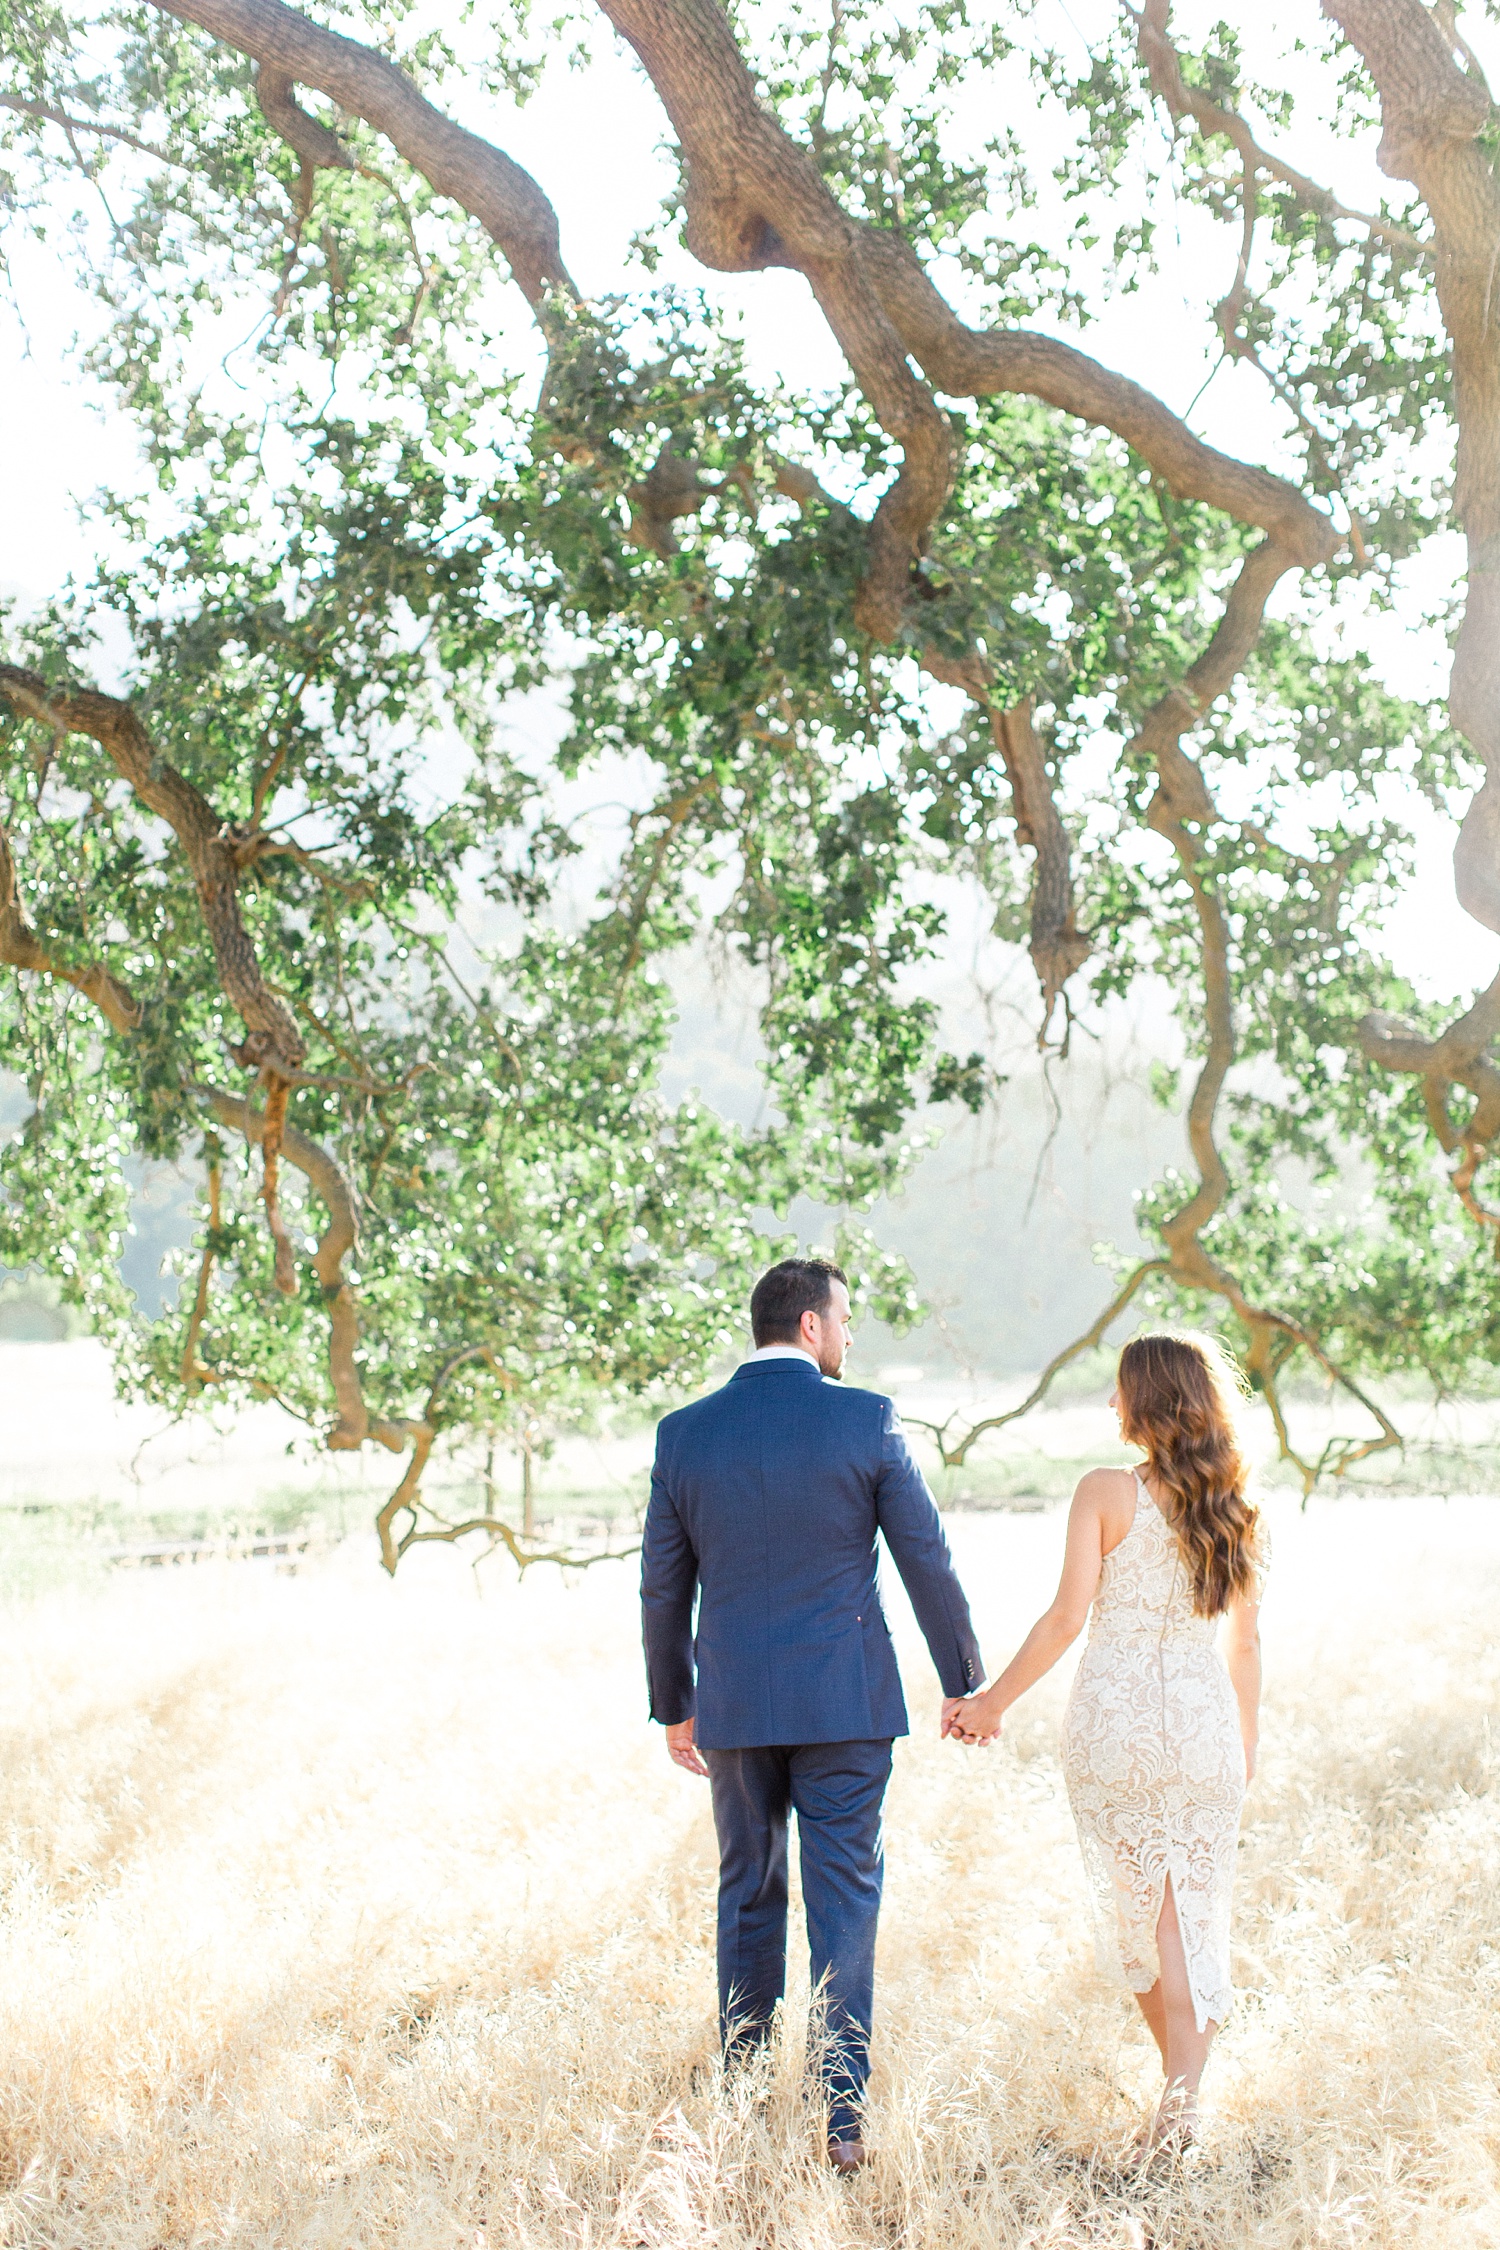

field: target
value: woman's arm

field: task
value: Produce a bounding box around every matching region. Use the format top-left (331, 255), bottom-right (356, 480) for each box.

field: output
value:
top-left (950, 1471), bottom-right (1119, 1743)
top-left (1222, 1591), bottom-right (1262, 1783)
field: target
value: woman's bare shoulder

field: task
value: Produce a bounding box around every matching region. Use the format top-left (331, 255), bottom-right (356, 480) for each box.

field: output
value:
top-left (1072, 1464), bottom-right (1138, 1507)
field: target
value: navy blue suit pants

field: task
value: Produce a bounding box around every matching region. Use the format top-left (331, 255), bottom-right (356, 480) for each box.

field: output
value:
top-left (705, 1737), bottom-right (893, 2141)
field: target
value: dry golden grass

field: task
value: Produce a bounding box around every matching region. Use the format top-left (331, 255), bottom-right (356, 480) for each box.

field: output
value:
top-left (0, 1496), bottom-right (1495, 2247)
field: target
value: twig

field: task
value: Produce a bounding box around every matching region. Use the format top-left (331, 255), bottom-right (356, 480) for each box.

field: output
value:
top-left (1129, 0), bottom-right (1431, 260)
top-left (905, 1261), bottom-right (1168, 1467)
top-left (179, 1135), bottom-right (224, 1386)
top-left (0, 93), bottom-right (182, 168)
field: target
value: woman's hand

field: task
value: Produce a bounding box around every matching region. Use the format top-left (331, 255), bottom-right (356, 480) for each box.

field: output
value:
top-left (946, 1688), bottom-right (1002, 1747)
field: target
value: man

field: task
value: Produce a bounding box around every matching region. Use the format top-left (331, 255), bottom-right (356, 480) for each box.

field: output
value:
top-left (641, 1255), bottom-right (984, 2175)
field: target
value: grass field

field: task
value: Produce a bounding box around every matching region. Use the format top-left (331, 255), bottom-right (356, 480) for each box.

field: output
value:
top-left (0, 1492), bottom-right (1495, 2247)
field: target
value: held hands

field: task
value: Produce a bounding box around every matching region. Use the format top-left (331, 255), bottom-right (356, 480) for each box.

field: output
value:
top-left (943, 1689), bottom-right (1002, 1747)
top-left (665, 1718), bottom-right (709, 1777)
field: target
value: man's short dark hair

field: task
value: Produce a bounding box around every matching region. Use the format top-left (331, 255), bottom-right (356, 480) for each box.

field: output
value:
top-left (750, 1257), bottom-right (848, 1348)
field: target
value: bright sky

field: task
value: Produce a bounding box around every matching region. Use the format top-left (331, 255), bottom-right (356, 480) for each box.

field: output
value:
top-left (2, 0), bottom-right (1497, 1011)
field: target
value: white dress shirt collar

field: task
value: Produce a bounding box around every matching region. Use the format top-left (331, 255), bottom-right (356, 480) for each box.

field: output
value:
top-left (748, 1344), bottom-right (820, 1367)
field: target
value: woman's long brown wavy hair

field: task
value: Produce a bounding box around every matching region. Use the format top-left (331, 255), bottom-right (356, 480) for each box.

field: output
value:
top-left (1116, 1331), bottom-right (1263, 1617)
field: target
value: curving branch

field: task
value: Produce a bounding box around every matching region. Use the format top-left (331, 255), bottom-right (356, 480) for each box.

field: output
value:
top-left (149, 0), bottom-right (572, 307)
top-left (1320, 0), bottom-right (1500, 943)
top-left (904, 1257), bottom-right (1167, 1467)
top-left (594, 0), bottom-right (1336, 621)
top-left (256, 60), bottom-right (353, 218)
top-left (1312, 0), bottom-right (1500, 1241)
top-left (372, 1343), bottom-right (638, 1577)
top-left (0, 767), bottom-right (412, 1457)
top-left (1132, 0), bottom-right (1431, 261)
top-left (853, 230), bottom-right (1338, 571)
top-left (198, 1084), bottom-right (406, 1451)
top-left (1129, 0), bottom-right (1429, 514)
top-left (0, 668), bottom-right (304, 1074)
top-left (144, 0), bottom-right (1336, 617)
top-left (923, 542), bottom-right (1401, 1491)
top-left (1358, 981), bottom-right (1500, 1248)
top-left (0, 664), bottom-right (311, 1287)
top-left (0, 819), bottom-right (142, 1034)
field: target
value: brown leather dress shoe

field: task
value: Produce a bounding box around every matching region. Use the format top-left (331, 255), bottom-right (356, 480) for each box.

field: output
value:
top-left (827, 2137), bottom-right (870, 2175)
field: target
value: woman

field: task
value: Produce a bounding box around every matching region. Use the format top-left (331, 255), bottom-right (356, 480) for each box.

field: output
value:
top-left (952, 1331), bottom-right (1265, 2152)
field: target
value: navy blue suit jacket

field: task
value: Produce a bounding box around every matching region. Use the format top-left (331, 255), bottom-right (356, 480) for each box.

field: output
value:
top-left (641, 1356), bottom-right (983, 1749)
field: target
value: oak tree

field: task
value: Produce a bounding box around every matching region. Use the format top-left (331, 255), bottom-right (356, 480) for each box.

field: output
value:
top-left (2, 0), bottom-right (1497, 1537)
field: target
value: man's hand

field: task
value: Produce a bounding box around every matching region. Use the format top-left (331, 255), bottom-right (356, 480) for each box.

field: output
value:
top-left (944, 1689), bottom-right (1001, 1746)
top-left (666, 1717), bottom-right (709, 1777)
top-left (941, 1697), bottom-right (969, 1740)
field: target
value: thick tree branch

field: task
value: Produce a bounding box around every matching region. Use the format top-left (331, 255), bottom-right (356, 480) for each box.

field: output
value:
top-left (991, 703), bottom-right (1090, 1023)
top-left (147, 0), bottom-right (572, 306)
top-left (198, 1084), bottom-right (407, 1450)
top-left (597, 0), bottom-right (1336, 619)
top-left (142, 0), bottom-right (1335, 639)
top-left (256, 60), bottom-right (352, 217)
top-left (1316, 0), bottom-right (1500, 1251)
top-left (855, 232), bottom-right (1337, 570)
top-left (1323, 0), bottom-right (1500, 932)
top-left (1, 667), bottom-right (311, 1283)
top-left (0, 667), bottom-right (304, 1075)
top-left (255, 62), bottom-right (352, 176)
top-left (1358, 980), bottom-right (1500, 1252)
top-left (1141, 541), bottom-right (1298, 1263)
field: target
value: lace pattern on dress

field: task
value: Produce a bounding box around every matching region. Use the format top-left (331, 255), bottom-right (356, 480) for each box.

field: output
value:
top-left (1061, 1473), bottom-right (1256, 2033)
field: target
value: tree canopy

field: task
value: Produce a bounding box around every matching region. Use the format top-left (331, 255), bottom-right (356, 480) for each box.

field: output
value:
top-left (1, 0), bottom-right (1497, 1553)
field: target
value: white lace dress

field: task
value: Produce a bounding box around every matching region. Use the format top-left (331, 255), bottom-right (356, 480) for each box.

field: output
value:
top-left (1062, 1474), bottom-right (1258, 2031)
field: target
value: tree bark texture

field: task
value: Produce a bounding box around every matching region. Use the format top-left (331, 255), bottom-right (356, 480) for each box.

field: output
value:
top-left (1323, 0), bottom-right (1500, 932)
top-left (151, 0), bottom-right (572, 304)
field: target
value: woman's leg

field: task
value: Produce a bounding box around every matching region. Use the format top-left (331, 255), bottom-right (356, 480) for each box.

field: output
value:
top-left (1133, 1981), bottom-right (1168, 2067)
top-left (1150, 1878), bottom-right (1216, 2146)
top-left (1124, 1984), bottom-right (1169, 2158)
